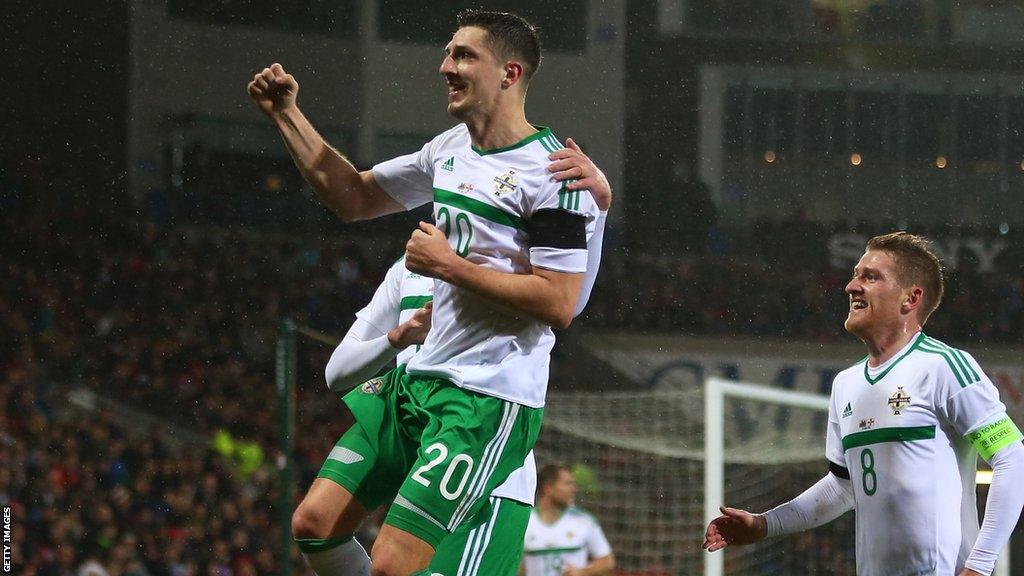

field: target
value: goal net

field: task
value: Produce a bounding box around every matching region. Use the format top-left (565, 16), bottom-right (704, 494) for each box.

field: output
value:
top-left (534, 378), bottom-right (856, 576)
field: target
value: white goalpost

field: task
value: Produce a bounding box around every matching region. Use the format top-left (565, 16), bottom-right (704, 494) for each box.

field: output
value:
top-left (536, 383), bottom-right (857, 575)
top-left (703, 377), bottom-right (830, 576)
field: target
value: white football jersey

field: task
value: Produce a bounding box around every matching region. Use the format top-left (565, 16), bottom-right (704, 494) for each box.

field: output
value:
top-left (352, 256), bottom-right (537, 505)
top-left (373, 124), bottom-right (599, 408)
top-left (523, 507), bottom-right (612, 576)
top-left (827, 332), bottom-right (1009, 576)
top-left (353, 256), bottom-right (434, 367)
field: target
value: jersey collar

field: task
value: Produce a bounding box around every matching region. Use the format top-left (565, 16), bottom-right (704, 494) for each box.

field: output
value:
top-left (470, 126), bottom-right (552, 156)
top-left (863, 332), bottom-right (925, 385)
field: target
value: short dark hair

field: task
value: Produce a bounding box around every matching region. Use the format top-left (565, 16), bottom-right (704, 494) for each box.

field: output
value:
top-left (537, 463), bottom-right (570, 494)
top-left (866, 231), bottom-right (945, 324)
top-left (456, 9), bottom-right (542, 81)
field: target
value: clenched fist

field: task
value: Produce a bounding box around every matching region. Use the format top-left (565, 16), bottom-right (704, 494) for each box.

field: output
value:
top-left (247, 63), bottom-right (298, 116)
top-left (406, 221), bottom-right (457, 280)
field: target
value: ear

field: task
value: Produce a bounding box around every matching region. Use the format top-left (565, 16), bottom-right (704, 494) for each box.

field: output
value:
top-left (902, 286), bottom-right (924, 315)
top-left (502, 61), bottom-right (524, 89)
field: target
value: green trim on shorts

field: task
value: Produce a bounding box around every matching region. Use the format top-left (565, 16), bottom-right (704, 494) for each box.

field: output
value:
top-left (386, 494), bottom-right (449, 549)
top-left (429, 497), bottom-right (532, 576)
top-left (294, 536), bottom-right (352, 554)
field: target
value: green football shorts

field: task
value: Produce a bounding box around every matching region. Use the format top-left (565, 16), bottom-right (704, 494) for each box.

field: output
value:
top-left (317, 364), bottom-right (542, 549)
top-left (425, 496), bottom-right (531, 576)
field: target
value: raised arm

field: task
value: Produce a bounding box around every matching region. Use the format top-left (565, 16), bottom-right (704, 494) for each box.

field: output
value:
top-left (248, 63), bottom-right (403, 222)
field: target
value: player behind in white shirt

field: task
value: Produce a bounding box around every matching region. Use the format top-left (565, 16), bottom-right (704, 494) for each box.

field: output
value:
top-left (703, 232), bottom-right (1024, 576)
top-left (523, 464), bottom-right (614, 576)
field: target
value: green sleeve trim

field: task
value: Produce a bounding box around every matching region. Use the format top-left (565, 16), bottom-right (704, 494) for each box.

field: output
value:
top-left (969, 417), bottom-right (1024, 460)
top-left (294, 536), bottom-right (352, 554)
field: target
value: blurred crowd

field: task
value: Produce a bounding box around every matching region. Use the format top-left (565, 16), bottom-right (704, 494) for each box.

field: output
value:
top-left (4, 154), bottom-right (1022, 575)
top-left (583, 247), bottom-right (1024, 344)
top-left (3, 378), bottom-right (281, 576)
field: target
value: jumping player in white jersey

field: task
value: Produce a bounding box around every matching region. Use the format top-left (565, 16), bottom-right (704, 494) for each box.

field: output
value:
top-left (293, 165), bottom-right (610, 576)
top-left (703, 232), bottom-right (1024, 576)
top-left (249, 10), bottom-right (609, 574)
top-left (522, 464), bottom-right (614, 576)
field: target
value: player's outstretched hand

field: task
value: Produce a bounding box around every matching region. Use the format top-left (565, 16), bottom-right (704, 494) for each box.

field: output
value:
top-left (958, 570), bottom-right (984, 576)
top-left (388, 301), bottom-right (432, 348)
top-left (406, 222), bottom-right (457, 280)
top-left (702, 506), bottom-right (767, 552)
top-left (547, 138), bottom-right (612, 211)
top-left (247, 63), bottom-right (298, 116)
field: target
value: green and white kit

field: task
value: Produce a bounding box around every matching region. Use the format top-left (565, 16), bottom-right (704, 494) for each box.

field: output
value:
top-left (373, 123), bottom-right (600, 409)
top-left (827, 332), bottom-right (1023, 575)
top-left (326, 365), bottom-right (542, 549)
top-left (522, 507), bottom-right (612, 576)
top-left (320, 257), bottom-right (538, 511)
top-left (316, 125), bottom-right (596, 573)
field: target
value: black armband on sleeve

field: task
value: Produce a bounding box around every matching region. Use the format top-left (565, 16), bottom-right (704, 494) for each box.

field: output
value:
top-left (527, 208), bottom-right (587, 250)
top-left (828, 461), bottom-right (850, 480)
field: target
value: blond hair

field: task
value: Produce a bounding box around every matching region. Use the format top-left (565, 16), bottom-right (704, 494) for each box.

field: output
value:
top-left (866, 232), bottom-right (945, 324)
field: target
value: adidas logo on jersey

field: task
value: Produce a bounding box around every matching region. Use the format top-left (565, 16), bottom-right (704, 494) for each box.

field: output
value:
top-left (842, 403), bottom-right (852, 418)
top-left (441, 156), bottom-right (455, 171)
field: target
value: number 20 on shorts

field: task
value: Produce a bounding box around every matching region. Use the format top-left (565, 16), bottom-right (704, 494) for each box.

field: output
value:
top-left (411, 442), bottom-right (476, 500)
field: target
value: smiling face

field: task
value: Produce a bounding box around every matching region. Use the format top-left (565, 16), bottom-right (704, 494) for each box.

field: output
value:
top-left (439, 26), bottom-right (513, 120)
top-left (844, 250), bottom-right (922, 339)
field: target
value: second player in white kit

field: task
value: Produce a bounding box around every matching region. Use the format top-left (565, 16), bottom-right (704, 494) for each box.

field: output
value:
top-left (827, 332), bottom-right (1015, 574)
top-left (704, 232), bottom-right (1024, 576)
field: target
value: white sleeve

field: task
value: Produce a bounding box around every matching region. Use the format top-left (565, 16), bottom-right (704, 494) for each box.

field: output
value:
top-left (527, 180), bottom-right (598, 274)
top-left (937, 352), bottom-right (1007, 436)
top-left (762, 472), bottom-right (855, 538)
top-left (936, 350), bottom-right (1008, 438)
top-left (323, 261), bottom-right (404, 391)
top-left (573, 210), bottom-right (607, 317)
top-left (584, 517), bottom-right (613, 559)
top-left (825, 384), bottom-right (846, 469)
top-left (371, 134), bottom-right (445, 210)
top-left (965, 440), bottom-right (1024, 575)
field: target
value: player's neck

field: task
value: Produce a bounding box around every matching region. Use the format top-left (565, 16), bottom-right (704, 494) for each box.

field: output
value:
top-left (863, 325), bottom-right (921, 367)
top-left (537, 499), bottom-right (567, 524)
top-left (463, 105), bottom-right (535, 151)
